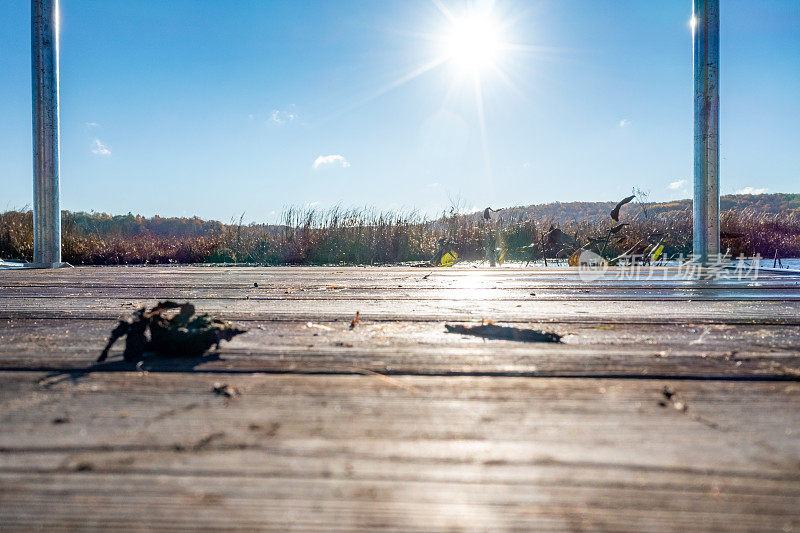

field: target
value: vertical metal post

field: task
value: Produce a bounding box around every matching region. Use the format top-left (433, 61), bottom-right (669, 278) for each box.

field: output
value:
top-left (31, 0), bottom-right (62, 266)
top-left (692, 0), bottom-right (720, 263)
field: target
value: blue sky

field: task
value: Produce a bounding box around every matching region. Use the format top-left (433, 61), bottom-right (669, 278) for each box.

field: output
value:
top-left (1, 0), bottom-right (798, 223)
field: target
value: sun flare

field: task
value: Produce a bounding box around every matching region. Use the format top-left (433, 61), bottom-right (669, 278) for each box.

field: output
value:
top-left (341, 1), bottom-right (539, 185)
top-left (443, 12), bottom-right (503, 73)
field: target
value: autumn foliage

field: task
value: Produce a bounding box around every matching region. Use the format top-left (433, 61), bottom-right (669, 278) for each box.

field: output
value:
top-left (1, 194), bottom-right (798, 265)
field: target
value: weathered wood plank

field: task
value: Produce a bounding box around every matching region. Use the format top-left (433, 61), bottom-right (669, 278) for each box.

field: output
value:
top-left (3, 297), bottom-right (800, 324)
top-left (2, 266), bottom-right (799, 530)
top-left (3, 373), bottom-right (799, 473)
top-left (2, 319), bottom-right (799, 378)
top-left (4, 285), bottom-right (800, 301)
top-left (2, 266), bottom-right (798, 292)
top-left (3, 266), bottom-right (798, 324)
top-left (2, 470), bottom-right (798, 531)
top-left (1, 372), bottom-right (799, 531)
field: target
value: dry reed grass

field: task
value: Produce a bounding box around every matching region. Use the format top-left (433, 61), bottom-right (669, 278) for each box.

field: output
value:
top-left (1, 205), bottom-right (798, 265)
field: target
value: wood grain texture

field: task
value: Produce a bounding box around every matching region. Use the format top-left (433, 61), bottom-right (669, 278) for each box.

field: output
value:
top-left (2, 318), bottom-right (799, 379)
top-left (1, 266), bottom-right (799, 531)
top-left (2, 373), bottom-right (800, 531)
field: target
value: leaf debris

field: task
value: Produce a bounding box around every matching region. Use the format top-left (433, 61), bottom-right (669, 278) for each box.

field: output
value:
top-left (659, 385), bottom-right (687, 412)
top-left (350, 311), bottom-right (360, 330)
top-left (213, 382), bottom-right (240, 398)
top-left (97, 301), bottom-right (246, 363)
top-left (445, 323), bottom-right (562, 343)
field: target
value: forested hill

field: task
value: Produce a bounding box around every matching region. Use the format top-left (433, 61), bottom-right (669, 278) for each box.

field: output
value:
top-left (488, 193), bottom-right (800, 225)
top-left (16, 192), bottom-right (800, 237)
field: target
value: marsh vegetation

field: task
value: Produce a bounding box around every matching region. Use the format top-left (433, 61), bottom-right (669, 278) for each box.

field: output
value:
top-left (2, 194), bottom-right (799, 265)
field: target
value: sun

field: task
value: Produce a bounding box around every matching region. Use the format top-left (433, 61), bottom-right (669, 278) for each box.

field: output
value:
top-left (332, 1), bottom-right (538, 185)
top-left (442, 11), bottom-right (503, 73)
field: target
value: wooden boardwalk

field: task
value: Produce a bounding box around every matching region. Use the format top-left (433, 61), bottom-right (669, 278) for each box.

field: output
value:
top-left (1, 265), bottom-right (799, 531)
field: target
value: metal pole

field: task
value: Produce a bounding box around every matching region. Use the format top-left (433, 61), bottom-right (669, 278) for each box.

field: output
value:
top-left (692, 0), bottom-right (720, 263)
top-left (31, 0), bottom-right (62, 267)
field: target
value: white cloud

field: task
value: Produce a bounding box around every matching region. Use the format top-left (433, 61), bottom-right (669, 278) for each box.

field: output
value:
top-left (312, 154), bottom-right (350, 170)
top-left (735, 186), bottom-right (768, 195)
top-left (85, 122), bottom-right (99, 128)
top-left (91, 139), bottom-right (110, 156)
top-left (270, 109), bottom-right (297, 125)
top-left (619, 119), bottom-right (631, 128)
top-left (668, 179), bottom-right (686, 190)
top-left (426, 182), bottom-right (440, 188)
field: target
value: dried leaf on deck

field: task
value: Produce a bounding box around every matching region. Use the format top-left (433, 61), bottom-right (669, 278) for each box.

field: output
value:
top-left (445, 323), bottom-right (562, 343)
top-left (213, 382), bottom-right (240, 398)
top-left (97, 301), bottom-right (246, 363)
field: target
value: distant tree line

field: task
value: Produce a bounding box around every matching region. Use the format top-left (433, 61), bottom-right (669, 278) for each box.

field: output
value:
top-left (1, 193), bottom-right (798, 265)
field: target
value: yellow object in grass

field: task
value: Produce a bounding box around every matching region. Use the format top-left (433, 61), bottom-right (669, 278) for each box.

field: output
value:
top-left (652, 244), bottom-right (665, 261)
top-left (439, 251), bottom-right (458, 267)
top-left (497, 248), bottom-right (507, 265)
top-left (568, 249), bottom-right (581, 267)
